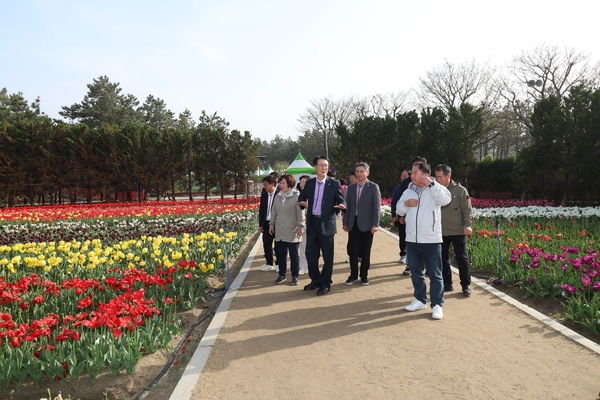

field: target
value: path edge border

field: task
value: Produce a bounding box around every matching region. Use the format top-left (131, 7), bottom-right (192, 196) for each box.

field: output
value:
top-left (168, 238), bottom-right (262, 400)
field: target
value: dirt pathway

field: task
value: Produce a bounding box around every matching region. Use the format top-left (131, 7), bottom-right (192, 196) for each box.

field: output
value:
top-left (182, 220), bottom-right (600, 400)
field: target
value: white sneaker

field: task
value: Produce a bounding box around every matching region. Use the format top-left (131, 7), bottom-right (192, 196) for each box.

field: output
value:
top-left (260, 264), bottom-right (274, 271)
top-left (298, 268), bottom-right (307, 275)
top-left (399, 255), bottom-right (407, 264)
top-left (432, 305), bottom-right (443, 320)
top-left (405, 299), bottom-right (427, 312)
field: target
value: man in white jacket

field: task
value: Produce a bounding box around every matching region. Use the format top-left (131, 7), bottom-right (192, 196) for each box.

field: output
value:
top-left (396, 162), bottom-right (451, 319)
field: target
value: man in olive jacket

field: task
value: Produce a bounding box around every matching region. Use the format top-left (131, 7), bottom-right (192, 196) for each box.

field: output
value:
top-left (434, 164), bottom-right (473, 296)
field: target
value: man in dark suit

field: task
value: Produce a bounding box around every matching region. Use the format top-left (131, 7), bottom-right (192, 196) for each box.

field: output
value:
top-left (298, 156), bottom-right (346, 296)
top-left (342, 162), bottom-right (381, 286)
top-left (258, 175), bottom-right (279, 271)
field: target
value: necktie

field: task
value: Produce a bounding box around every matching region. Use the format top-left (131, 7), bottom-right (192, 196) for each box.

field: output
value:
top-left (313, 181), bottom-right (323, 215)
top-left (316, 181), bottom-right (323, 205)
top-left (357, 184), bottom-right (363, 206)
top-left (267, 192), bottom-right (273, 220)
top-left (356, 184), bottom-right (363, 215)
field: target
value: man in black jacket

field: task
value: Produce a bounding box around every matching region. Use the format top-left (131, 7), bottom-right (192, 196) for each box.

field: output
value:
top-left (258, 174), bottom-right (279, 271)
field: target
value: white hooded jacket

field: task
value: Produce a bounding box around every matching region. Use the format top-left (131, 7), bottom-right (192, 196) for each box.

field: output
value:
top-left (396, 181), bottom-right (451, 244)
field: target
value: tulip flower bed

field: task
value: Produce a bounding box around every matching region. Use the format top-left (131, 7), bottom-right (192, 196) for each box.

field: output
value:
top-left (0, 198), bottom-right (258, 223)
top-left (382, 197), bottom-right (600, 336)
top-left (0, 199), bottom-right (259, 389)
top-left (469, 203), bottom-right (600, 335)
top-left (0, 213), bottom-right (256, 245)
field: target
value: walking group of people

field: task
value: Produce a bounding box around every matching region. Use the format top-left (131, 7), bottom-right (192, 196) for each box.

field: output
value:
top-left (258, 155), bottom-right (473, 320)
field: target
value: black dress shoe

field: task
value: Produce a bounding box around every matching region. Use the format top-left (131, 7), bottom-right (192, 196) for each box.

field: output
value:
top-left (462, 285), bottom-right (472, 296)
top-left (316, 286), bottom-right (330, 296)
top-left (444, 284), bottom-right (454, 292)
top-left (304, 282), bottom-right (319, 291)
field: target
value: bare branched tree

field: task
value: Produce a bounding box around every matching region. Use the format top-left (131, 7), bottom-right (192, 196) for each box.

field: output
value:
top-left (417, 58), bottom-right (498, 111)
top-left (497, 44), bottom-right (600, 130)
top-left (366, 91), bottom-right (413, 118)
top-left (417, 59), bottom-right (499, 161)
top-left (296, 96), bottom-right (355, 159)
top-left (349, 95), bottom-right (371, 120)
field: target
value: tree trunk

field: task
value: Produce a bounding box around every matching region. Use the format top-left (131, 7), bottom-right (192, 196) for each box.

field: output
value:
top-left (171, 176), bottom-right (176, 201)
top-left (187, 172), bottom-right (193, 201)
top-left (7, 190), bottom-right (14, 208)
top-left (28, 178), bottom-right (35, 205)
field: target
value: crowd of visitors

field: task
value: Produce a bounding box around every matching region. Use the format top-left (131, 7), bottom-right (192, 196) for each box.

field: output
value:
top-left (257, 155), bottom-right (473, 320)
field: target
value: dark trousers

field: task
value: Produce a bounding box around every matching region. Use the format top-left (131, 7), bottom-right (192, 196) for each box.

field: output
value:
top-left (261, 220), bottom-right (277, 266)
top-left (306, 217), bottom-right (335, 288)
top-left (396, 221), bottom-right (407, 257)
top-left (276, 241), bottom-right (300, 278)
top-left (346, 239), bottom-right (364, 258)
top-left (348, 217), bottom-right (374, 280)
top-left (441, 235), bottom-right (471, 288)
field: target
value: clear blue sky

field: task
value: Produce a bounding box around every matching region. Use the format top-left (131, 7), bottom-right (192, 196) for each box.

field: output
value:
top-left (1, 0), bottom-right (597, 141)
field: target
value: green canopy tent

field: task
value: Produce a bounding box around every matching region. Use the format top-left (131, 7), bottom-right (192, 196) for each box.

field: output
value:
top-left (260, 167), bottom-right (274, 178)
top-left (285, 153), bottom-right (316, 185)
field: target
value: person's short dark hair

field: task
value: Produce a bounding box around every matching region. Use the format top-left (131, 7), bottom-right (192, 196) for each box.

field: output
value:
top-left (269, 171), bottom-right (279, 178)
top-left (412, 156), bottom-right (427, 166)
top-left (278, 174), bottom-right (296, 188)
top-left (415, 162), bottom-right (431, 175)
top-left (312, 155), bottom-right (329, 167)
top-left (435, 164), bottom-right (452, 175)
top-left (262, 175), bottom-right (277, 185)
top-left (339, 178), bottom-right (346, 186)
top-left (327, 170), bottom-right (337, 178)
top-left (355, 161), bottom-right (370, 171)
top-left (349, 172), bottom-right (356, 178)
